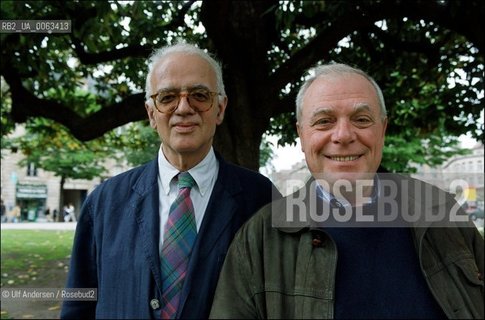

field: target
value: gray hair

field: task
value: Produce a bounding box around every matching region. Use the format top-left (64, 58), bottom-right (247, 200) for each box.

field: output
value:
top-left (295, 63), bottom-right (387, 121)
top-left (145, 42), bottom-right (226, 101)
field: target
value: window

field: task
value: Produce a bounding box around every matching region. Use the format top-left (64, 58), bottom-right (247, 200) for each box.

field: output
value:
top-left (27, 162), bottom-right (38, 177)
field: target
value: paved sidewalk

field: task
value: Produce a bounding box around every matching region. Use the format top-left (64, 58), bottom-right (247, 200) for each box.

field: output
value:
top-left (1, 222), bottom-right (77, 230)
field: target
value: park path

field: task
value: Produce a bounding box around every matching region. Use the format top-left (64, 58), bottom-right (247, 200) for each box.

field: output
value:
top-left (1, 222), bottom-right (77, 231)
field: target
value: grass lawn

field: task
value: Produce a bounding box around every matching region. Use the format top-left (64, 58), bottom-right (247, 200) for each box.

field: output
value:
top-left (1, 229), bottom-right (75, 319)
top-left (1, 230), bottom-right (74, 286)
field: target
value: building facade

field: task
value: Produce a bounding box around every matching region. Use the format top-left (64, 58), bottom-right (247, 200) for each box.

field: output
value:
top-left (412, 143), bottom-right (484, 202)
top-left (1, 127), bottom-right (132, 222)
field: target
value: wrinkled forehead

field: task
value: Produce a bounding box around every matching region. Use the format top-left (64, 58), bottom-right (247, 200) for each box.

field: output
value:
top-left (302, 74), bottom-right (380, 113)
top-left (151, 53), bottom-right (217, 91)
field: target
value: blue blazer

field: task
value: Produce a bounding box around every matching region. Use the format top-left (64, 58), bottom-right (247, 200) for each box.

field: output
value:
top-left (61, 154), bottom-right (280, 319)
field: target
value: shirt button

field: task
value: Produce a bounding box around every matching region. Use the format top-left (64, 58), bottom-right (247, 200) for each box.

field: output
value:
top-left (150, 299), bottom-right (160, 310)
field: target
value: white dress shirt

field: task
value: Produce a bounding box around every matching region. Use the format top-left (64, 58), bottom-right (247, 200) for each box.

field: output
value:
top-left (157, 146), bottom-right (219, 252)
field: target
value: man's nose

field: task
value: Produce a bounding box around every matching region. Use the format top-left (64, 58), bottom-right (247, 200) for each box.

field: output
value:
top-left (174, 94), bottom-right (195, 114)
top-left (331, 119), bottom-right (356, 144)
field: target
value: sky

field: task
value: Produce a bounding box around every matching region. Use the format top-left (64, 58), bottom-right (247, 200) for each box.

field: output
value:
top-left (261, 136), bottom-right (305, 175)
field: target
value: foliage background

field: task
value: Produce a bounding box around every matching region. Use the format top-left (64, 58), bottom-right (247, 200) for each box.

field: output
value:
top-left (1, 0), bottom-right (483, 175)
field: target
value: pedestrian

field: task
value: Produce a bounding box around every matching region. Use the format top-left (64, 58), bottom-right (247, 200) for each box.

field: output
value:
top-left (61, 42), bottom-right (280, 319)
top-left (45, 207), bottom-right (51, 222)
top-left (210, 63), bottom-right (484, 319)
top-left (0, 199), bottom-right (6, 223)
top-left (8, 205), bottom-right (21, 223)
top-left (62, 205), bottom-right (70, 222)
top-left (67, 203), bottom-right (75, 222)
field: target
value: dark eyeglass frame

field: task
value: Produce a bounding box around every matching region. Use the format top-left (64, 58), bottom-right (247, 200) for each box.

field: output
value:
top-left (150, 88), bottom-right (221, 114)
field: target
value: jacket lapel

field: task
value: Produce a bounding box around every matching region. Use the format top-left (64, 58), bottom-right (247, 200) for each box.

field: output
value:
top-left (192, 154), bottom-right (242, 258)
top-left (131, 159), bottom-right (163, 291)
top-left (195, 177), bottom-right (239, 257)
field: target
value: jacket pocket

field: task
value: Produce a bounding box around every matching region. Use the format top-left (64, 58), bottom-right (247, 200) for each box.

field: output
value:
top-left (454, 258), bottom-right (483, 287)
top-left (451, 257), bottom-right (484, 319)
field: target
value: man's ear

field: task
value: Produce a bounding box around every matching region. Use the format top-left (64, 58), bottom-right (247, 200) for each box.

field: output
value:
top-left (145, 103), bottom-right (157, 128)
top-left (296, 122), bottom-right (304, 152)
top-left (215, 96), bottom-right (228, 125)
top-left (382, 117), bottom-right (388, 136)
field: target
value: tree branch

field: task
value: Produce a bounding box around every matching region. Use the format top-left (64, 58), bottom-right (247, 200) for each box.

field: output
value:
top-left (69, 0), bottom-right (196, 65)
top-left (269, 0), bottom-right (484, 115)
top-left (268, 12), bottom-right (371, 99)
top-left (3, 63), bottom-right (147, 141)
top-left (69, 38), bottom-right (151, 65)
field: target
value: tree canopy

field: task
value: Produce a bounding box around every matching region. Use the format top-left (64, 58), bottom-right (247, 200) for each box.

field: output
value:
top-left (1, 0), bottom-right (483, 172)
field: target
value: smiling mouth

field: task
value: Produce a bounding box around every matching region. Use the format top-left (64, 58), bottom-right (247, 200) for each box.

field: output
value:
top-left (174, 122), bottom-right (196, 127)
top-left (327, 155), bottom-right (360, 162)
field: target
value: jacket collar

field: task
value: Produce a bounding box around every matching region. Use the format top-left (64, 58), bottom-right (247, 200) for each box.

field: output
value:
top-left (132, 158), bottom-right (159, 196)
top-left (273, 176), bottom-right (314, 234)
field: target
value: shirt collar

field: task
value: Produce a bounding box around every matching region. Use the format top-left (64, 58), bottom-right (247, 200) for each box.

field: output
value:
top-left (316, 174), bottom-right (381, 207)
top-left (158, 146), bottom-right (218, 196)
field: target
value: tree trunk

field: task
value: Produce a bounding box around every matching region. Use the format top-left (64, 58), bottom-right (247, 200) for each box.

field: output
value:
top-left (214, 121), bottom-right (263, 172)
top-left (202, 0), bottom-right (279, 171)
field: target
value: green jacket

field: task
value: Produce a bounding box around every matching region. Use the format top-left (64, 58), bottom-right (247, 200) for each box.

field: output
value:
top-left (210, 175), bottom-right (484, 319)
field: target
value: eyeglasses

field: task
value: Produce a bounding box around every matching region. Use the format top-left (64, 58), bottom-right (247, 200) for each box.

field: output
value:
top-left (150, 87), bottom-right (221, 114)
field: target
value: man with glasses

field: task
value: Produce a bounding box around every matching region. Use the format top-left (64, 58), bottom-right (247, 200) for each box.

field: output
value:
top-left (61, 42), bottom-right (280, 319)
